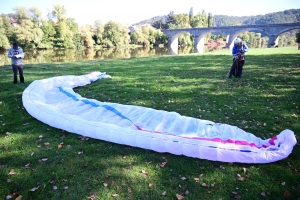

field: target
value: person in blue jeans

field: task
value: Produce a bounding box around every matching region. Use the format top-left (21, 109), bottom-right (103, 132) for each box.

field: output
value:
top-left (8, 42), bottom-right (25, 84)
top-left (227, 38), bottom-right (249, 78)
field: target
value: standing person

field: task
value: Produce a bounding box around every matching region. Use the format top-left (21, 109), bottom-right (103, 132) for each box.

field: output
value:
top-left (8, 42), bottom-right (25, 84)
top-left (227, 38), bottom-right (248, 78)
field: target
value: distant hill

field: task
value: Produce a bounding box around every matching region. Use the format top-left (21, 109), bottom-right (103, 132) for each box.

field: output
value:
top-left (133, 9), bottom-right (300, 28)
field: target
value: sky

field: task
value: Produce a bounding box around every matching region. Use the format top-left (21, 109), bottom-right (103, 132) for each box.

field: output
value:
top-left (1, 0), bottom-right (299, 26)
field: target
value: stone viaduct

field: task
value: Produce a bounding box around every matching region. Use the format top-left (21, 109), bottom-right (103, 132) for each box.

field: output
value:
top-left (162, 23), bottom-right (300, 54)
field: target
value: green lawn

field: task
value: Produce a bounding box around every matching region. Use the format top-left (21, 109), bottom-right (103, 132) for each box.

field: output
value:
top-left (0, 47), bottom-right (299, 199)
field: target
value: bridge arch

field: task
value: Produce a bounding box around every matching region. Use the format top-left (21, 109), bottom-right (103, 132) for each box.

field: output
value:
top-left (162, 23), bottom-right (300, 54)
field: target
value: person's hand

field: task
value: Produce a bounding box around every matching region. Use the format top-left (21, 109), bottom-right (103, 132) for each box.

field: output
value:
top-left (240, 50), bottom-right (245, 53)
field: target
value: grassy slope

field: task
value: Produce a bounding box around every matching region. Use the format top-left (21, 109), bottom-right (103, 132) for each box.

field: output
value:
top-left (0, 47), bottom-right (299, 199)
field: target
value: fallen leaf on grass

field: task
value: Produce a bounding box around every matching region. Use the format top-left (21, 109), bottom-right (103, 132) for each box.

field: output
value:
top-left (176, 194), bottom-right (184, 199)
top-left (201, 183), bottom-right (208, 187)
top-left (236, 174), bottom-right (245, 181)
top-left (162, 191), bottom-right (166, 196)
top-left (8, 169), bottom-right (15, 175)
top-left (58, 143), bottom-right (63, 149)
top-left (284, 190), bottom-right (290, 197)
top-left (112, 194), bottom-right (118, 197)
top-left (88, 194), bottom-right (96, 200)
top-left (15, 195), bottom-right (22, 200)
top-left (149, 183), bottom-right (154, 187)
top-left (232, 192), bottom-right (241, 199)
top-left (111, 181), bottom-right (116, 186)
top-left (103, 183), bottom-right (108, 187)
top-left (29, 186), bottom-right (39, 192)
top-left (243, 167), bottom-right (246, 173)
top-left (53, 186), bottom-right (57, 190)
top-left (158, 161), bottom-right (167, 167)
top-left (44, 142), bottom-right (50, 146)
top-left (194, 178), bottom-right (200, 182)
top-left (78, 150), bottom-right (84, 154)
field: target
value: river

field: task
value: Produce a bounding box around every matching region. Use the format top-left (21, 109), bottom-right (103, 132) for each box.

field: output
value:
top-left (0, 46), bottom-right (197, 66)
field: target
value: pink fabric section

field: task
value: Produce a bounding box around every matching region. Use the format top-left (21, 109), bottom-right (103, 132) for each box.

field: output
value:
top-left (134, 123), bottom-right (277, 149)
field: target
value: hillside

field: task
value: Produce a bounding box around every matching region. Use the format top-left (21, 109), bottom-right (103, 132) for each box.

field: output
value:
top-left (134, 9), bottom-right (300, 28)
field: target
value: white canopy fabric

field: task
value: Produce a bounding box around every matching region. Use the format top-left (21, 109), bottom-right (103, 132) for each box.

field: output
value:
top-left (22, 72), bottom-right (297, 163)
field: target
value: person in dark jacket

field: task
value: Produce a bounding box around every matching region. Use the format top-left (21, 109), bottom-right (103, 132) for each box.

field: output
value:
top-left (8, 42), bottom-right (25, 84)
top-left (227, 38), bottom-right (249, 78)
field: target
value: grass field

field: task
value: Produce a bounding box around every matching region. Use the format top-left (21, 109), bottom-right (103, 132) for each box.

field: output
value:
top-left (0, 47), bottom-right (299, 199)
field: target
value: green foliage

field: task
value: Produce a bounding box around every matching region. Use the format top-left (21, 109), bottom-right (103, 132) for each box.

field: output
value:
top-left (0, 17), bottom-right (10, 49)
top-left (244, 9), bottom-right (300, 25)
top-left (93, 20), bottom-right (104, 45)
top-left (0, 14), bottom-right (14, 40)
top-left (49, 5), bottom-right (67, 22)
top-left (169, 13), bottom-right (191, 29)
top-left (14, 19), bottom-right (44, 48)
top-left (40, 20), bottom-right (56, 49)
top-left (213, 9), bottom-right (300, 26)
top-left (102, 21), bottom-right (130, 47)
top-left (81, 25), bottom-right (94, 48)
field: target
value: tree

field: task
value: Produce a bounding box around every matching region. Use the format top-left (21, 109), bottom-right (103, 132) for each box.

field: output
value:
top-left (28, 7), bottom-right (42, 27)
top-left (40, 20), bottom-right (56, 48)
top-left (189, 7), bottom-right (194, 22)
top-left (169, 13), bottom-right (190, 29)
top-left (130, 26), bottom-right (147, 46)
top-left (207, 12), bottom-right (213, 27)
top-left (102, 21), bottom-right (130, 47)
top-left (190, 11), bottom-right (208, 28)
top-left (10, 7), bottom-right (44, 48)
top-left (48, 5), bottom-right (66, 22)
top-left (48, 5), bottom-right (76, 48)
top-left (12, 6), bottom-right (31, 20)
top-left (81, 24), bottom-right (94, 48)
top-left (0, 17), bottom-right (10, 49)
top-left (93, 20), bottom-right (104, 45)
top-left (0, 14), bottom-right (14, 41)
top-left (14, 19), bottom-right (43, 48)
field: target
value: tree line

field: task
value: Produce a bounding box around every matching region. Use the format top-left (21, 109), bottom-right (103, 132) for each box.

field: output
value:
top-left (0, 5), bottom-right (217, 50)
top-left (1, 6), bottom-right (299, 51)
top-left (0, 5), bottom-right (170, 50)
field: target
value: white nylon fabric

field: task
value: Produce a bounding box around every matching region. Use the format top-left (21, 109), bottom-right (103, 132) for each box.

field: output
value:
top-left (22, 72), bottom-right (297, 163)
